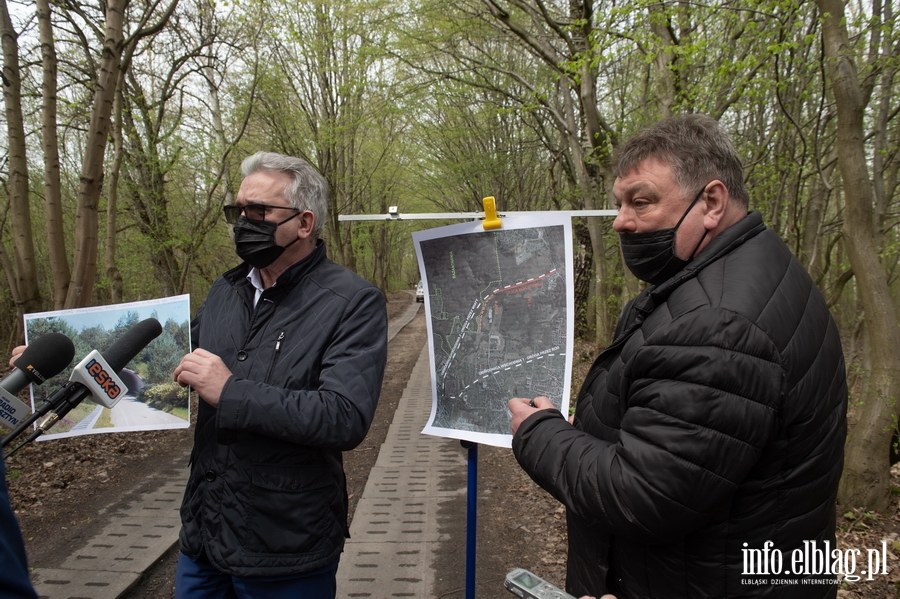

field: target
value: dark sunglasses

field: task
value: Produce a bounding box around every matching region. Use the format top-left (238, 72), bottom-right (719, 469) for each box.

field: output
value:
top-left (223, 203), bottom-right (300, 224)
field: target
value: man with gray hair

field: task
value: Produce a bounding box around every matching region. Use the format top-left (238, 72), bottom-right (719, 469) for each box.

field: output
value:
top-left (509, 115), bottom-right (847, 598)
top-left (173, 152), bottom-right (388, 598)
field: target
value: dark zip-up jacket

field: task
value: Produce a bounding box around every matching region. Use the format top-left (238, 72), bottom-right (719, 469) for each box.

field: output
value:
top-left (513, 212), bottom-right (847, 598)
top-left (179, 241), bottom-right (388, 577)
top-left (1, 455), bottom-right (38, 599)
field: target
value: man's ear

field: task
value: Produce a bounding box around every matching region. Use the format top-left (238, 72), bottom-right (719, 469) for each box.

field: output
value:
top-left (296, 210), bottom-right (316, 240)
top-left (702, 180), bottom-right (730, 230)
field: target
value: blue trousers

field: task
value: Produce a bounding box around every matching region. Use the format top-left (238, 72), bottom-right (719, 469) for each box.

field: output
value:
top-left (175, 551), bottom-right (339, 599)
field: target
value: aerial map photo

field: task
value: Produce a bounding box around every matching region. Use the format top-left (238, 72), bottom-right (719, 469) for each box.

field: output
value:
top-left (414, 214), bottom-right (574, 447)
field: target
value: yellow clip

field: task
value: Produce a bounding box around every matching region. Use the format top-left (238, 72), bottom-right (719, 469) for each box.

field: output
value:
top-left (482, 196), bottom-right (502, 230)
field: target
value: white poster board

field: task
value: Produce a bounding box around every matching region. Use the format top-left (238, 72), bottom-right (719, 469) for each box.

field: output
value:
top-left (23, 295), bottom-right (192, 440)
top-left (413, 214), bottom-right (574, 448)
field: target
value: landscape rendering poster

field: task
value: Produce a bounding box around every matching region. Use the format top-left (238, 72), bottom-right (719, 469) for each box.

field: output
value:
top-left (413, 213), bottom-right (574, 448)
top-left (23, 295), bottom-right (192, 440)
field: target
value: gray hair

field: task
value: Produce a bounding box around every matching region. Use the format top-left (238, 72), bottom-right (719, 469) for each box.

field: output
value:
top-left (241, 152), bottom-right (328, 238)
top-left (613, 114), bottom-right (749, 208)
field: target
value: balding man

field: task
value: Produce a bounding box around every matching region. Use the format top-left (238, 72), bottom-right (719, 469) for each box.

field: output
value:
top-left (510, 115), bottom-right (847, 599)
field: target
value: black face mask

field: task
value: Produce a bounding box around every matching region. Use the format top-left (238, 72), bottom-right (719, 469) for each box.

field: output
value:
top-left (232, 213), bottom-right (301, 269)
top-left (619, 187), bottom-right (708, 286)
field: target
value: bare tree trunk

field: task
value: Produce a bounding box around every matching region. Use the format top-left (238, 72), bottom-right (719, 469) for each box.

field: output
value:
top-left (648, 3), bottom-right (676, 119)
top-left (559, 76), bottom-right (602, 344)
top-left (0, 240), bottom-right (22, 337)
top-left (871, 3), bottom-right (895, 251)
top-left (800, 165), bottom-right (833, 283)
top-left (818, 0), bottom-right (900, 512)
top-left (342, 221), bottom-right (356, 271)
top-left (1, 0), bottom-right (42, 331)
top-left (65, 0), bottom-right (127, 308)
top-left (375, 211), bottom-right (387, 293)
top-left (36, 0), bottom-right (70, 309)
top-left (105, 80), bottom-right (125, 303)
top-left (183, 23), bottom-right (257, 294)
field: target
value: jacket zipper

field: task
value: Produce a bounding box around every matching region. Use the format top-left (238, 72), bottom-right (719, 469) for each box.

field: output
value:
top-left (265, 331), bottom-right (285, 383)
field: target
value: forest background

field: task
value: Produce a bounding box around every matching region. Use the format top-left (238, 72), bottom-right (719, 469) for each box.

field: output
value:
top-left (1, 0), bottom-right (898, 513)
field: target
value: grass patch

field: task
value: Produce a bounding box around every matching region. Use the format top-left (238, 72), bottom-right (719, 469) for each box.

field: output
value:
top-left (169, 407), bottom-right (189, 420)
top-left (96, 407), bottom-right (113, 428)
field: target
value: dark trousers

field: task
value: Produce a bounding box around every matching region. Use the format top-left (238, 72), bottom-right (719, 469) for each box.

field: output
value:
top-left (175, 551), bottom-right (339, 599)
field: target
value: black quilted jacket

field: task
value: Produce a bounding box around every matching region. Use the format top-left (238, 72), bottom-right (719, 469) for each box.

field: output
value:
top-left (179, 240), bottom-right (388, 577)
top-left (513, 212), bottom-right (847, 598)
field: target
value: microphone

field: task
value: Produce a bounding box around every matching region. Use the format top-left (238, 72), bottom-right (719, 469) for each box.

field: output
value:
top-left (2, 318), bottom-right (163, 451)
top-left (0, 333), bottom-right (75, 431)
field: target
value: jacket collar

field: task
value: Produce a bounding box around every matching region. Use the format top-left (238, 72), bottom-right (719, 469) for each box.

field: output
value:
top-left (648, 210), bottom-right (766, 301)
top-left (222, 239), bottom-right (327, 298)
top-left (608, 212), bottom-right (765, 349)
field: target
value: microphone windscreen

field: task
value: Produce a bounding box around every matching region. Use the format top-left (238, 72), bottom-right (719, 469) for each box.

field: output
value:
top-left (14, 332), bottom-right (76, 384)
top-left (103, 318), bottom-right (164, 372)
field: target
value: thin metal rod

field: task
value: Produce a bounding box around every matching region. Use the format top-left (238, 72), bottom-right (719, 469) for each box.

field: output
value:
top-left (338, 209), bottom-right (617, 221)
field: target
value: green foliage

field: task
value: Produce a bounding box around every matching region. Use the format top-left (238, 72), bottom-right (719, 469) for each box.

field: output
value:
top-left (24, 318), bottom-right (88, 391)
top-left (142, 320), bottom-right (189, 385)
top-left (139, 381), bottom-right (189, 414)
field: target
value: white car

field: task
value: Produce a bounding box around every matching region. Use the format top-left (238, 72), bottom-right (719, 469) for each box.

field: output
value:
top-left (415, 280), bottom-right (425, 302)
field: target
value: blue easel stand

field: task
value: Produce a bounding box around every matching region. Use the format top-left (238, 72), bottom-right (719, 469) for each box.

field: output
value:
top-left (460, 197), bottom-right (498, 599)
top-left (461, 440), bottom-right (478, 599)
